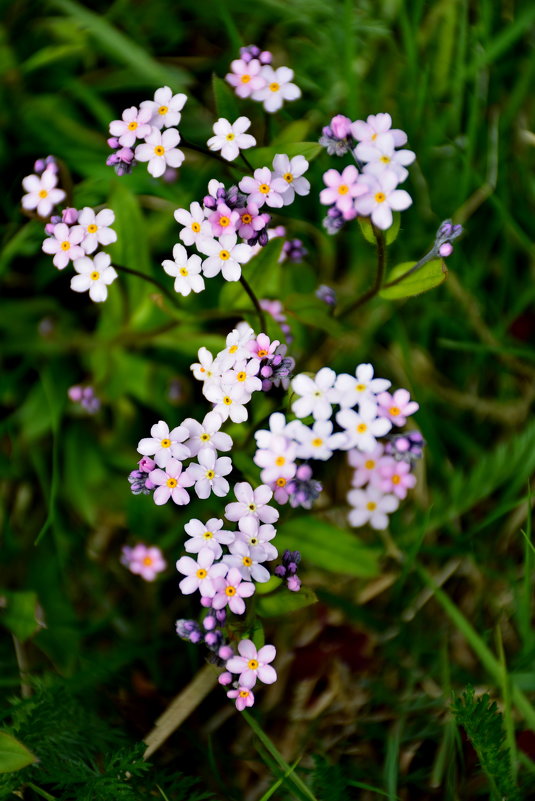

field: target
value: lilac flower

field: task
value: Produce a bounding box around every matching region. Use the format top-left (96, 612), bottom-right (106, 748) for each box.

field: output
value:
top-left (225, 482), bottom-right (279, 524)
top-left (70, 253), bottom-right (118, 303)
top-left (226, 58), bottom-right (266, 98)
top-left (197, 232), bottom-right (252, 282)
top-left (254, 411), bottom-right (291, 450)
top-left (254, 435), bottom-right (297, 484)
top-left (357, 134), bottom-right (416, 182)
top-left (353, 171), bottom-right (412, 231)
top-left (149, 458), bottom-right (194, 505)
top-left (162, 244), bottom-right (205, 296)
top-left (137, 420), bottom-right (190, 468)
top-left (291, 367), bottom-right (337, 421)
top-left (236, 202), bottom-right (269, 240)
top-left (348, 444), bottom-right (385, 487)
top-left (252, 65), bottom-right (301, 112)
top-left (42, 222), bottom-right (85, 269)
top-left (203, 382), bottom-right (251, 424)
top-left (207, 117), bottom-right (256, 162)
top-left (334, 363), bottom-right (391, 412)
top-left (347, 486), bottom-right (399, 530)
top-left (135, 128), bottom-right (185, 178)
top-left (239, 167), bottom-right (288, 209)
top-left (109, 106), bottom-right (152, 148)
top-left (207, 204), bottom-right (240, 237)
top-left (292, 420), bottom-right (346, 461)
top-left (140, 86), bottom-right (187, 129)
top-left (182, 411), bottom-right (232, 457)
top-left (351, 113), bottom-right (408, 148)
top-left (184, 517), bottom-right (235, 558)
top-left (271, 154), bottom-right (310, 204)
top-left (77, 208), bottom-right (117, 254)
top-left (236, 516), bottom-right (278, 561)
top-left (227, 686), bottom-right (255, 711)
top-left (247, 333), bottom-right (280, 360)
top-left (286, 464), bottom-right (322, 509)
top-left (319, 166), bottom-right (368, 219)
top-left (375, 457), bottom-right (417, 499)
top-left (211, 568), bottom-right (255, 614)
top-left (222, 359), bottom-right (262, 395)
top-left (336, 406), bottom-right (392, 453)
top-left (176, 547), bottom-right (228, 597)
top-left (22, 169), bottom-right (65, 218)
top-left (376, 389), bottom-right (419, 427)
top-left (186, 449), bottom-right (232, 499)
top-left (226, 639), bottom-right (277, 687)
top-left (224, 539), bottom-right (271, 583)
top-left (121, 544), bottom-right (166, 581)
top-left (174, 201), bottom-right (211, 246)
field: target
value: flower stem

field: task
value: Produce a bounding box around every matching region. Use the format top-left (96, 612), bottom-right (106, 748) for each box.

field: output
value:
top-left (381, 251), bottom-right (435, 290)
top-left (180, 137), bottom-right (248, 173)
top-left (338, 225), bottom-right (386, 317)
top-left (112, 263), bottom-right (181, 310)
top-left (239, 274), bottom-right (266, 331)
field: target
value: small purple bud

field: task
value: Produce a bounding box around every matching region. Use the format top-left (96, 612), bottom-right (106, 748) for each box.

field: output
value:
top-left (203, 195), bottom-right (217, 209)
top-left (34, 158), bottom-right (47, 174)
top-left (106, 153), bottom-right (121, 166)
top-left (116, 147), bottom-right (134, 164)
top-left (330, 114), bottom-right (352, 139)
top-left (144, 478), bottom-right (156, 490)
top-left (44, 223), bottom-right (55, 235)
top-left (200, 596), bottom-right (212, 608)
top-left (61, 207), bottom-right (78, 225)
top-left (274, 565), bottom-right (286, 578)
top-left (138, 456), bottom-right (156, 473)
top-left (287, 575), bottom-right (302, 592)
top-left (68, 385), bottom-right (83, 402)
top-left (218, 644), bottom-right (233, 661)
top-left (260, 365), bottom-right (273, 378)
top-left (258, 229), bottom-right (269, 247)
top-left (271, 354), bottom-right (283, 367)
top-left (215, 609), bottom-right (227, 624)
top-left (316, 284), bottom-right (337, 307)
top-left (205, 631), bottom-right (220, 647)
top-left (203, 615), bottom-right (216, 631)
top-left (259, 50), bottom-right (272, 64)
top-left (439, 242), bottom-right (453, 257)
top-left (262, 379), bottom-right (273, 392)
top-left (296, 464), bottom-right (313, 481)
top-left (218, 671), bottom-right (233, 685)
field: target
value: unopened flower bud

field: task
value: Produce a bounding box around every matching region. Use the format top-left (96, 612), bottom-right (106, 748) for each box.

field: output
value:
top-left (68, 385), bottom-right (83, 402)
top-left (330, 114), bottom-right (352, 139)
top-left (138, 456), bottom-right (156, 473)
top-left (218, 671), bottom-right (233, 685)
top-left (200, 596), bottom-right (212, 608)
top-left (218, 644), bottom-right (233, 661)
top-left (287, 575), bottom-right (302, 592)
top-left (62, 207), bottom-right (79, 225)
top-left (203, 615), bottom-right (216, 631)
top-left (439, 242), bottom-right (453, 257)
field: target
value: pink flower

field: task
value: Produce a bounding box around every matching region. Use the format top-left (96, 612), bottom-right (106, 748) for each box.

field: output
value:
top-left (208, 203), bottom-right (240, 237)
top-left (353, 171), bottom-right (412, 231)
top-left (22, 169), bottom-right (65, 218)
top-left (140, 86), bottom-right (187, 129)
top-left (376, 389), bottom-right (419, 426)
top-left (225, 482), bottom-right (279, 524)
top-left (121, 544), bottom-right (166, 581)
top-left (356, 134), bottom-right (416, 183)
top-left (211, 567), bottom-right (255, 614)
top-left (224, 539), bottom-right (271, 583)
top-left (254, 435), bottom-right (297, 483)
top-left (239, 167), bottom-right (288, 209)
top-left (182, 411), bottom-right (232, 457)
top-left (226, 58), bottom-right (266, 98)
top-left (252, 65), bottom-right (301, 113)
top-left (319, 166), bottom-right (368, 219)
top-left (247, 333), bottom-right (280, 360)
top-left (227, 686), bottom-right (255, 711)
top-left (236, 202), bottom-right (268, 240)
top-left (42, 222), bottom-right (85, 269)
top-left (186, 449), bottom-right (232, 499)
top-left (348, 444), bottom-right (385, 487)
top-left (176, 547), bottom-right (228, 597)
top-left (77, 207), bottom-right (117, 254)
top-left (109, 106), bottom-right (152, 147)
top-left (236, 517), bottom-right (278, 560)
top-left (375, 457), bottom-right (417, 499)
top-left (184, 517), bottom-right (235, 559)
top-left (350, 113), bottom-right (408, 148)
top-left (271, 154), bottom-right (310, 205)
top-left (330, 115), bottom-right (352, 139)
top-left (226, 639), bottom-right (277, 688)
top-left (149, 458), bottom-right (194, 505)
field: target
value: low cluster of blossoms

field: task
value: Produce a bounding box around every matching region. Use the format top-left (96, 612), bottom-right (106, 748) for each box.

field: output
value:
top-left (225, 44), bottom-right (301, 113)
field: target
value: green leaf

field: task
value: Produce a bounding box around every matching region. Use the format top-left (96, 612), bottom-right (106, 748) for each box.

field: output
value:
top-left (358, 213), bottom-right (400, 246)
top-left (0, 590), bottom-right (40, 641)
top-left (255, 575), bottom-right (282, 596)
top-left (212, 74), bottom-right (241, 121)
top-left (285, 295), bottom-right (345, 336)
top-left (0, 731), bottom-right (38, 773)
top-left (276, 517), bottom-right (380, 578)
top-left (258, 586), bottom-right (318, 618)
top-left (246, 142), bottom-right (323, 169)
top-left (379, 259), bottom-right (447, 300)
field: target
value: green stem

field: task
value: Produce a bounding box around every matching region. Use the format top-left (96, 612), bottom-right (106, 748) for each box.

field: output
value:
top-left (181, 137), bottom-right (248, 173)
top-left (381, 251), bottom-right (435, 290)
top-left (112, 263), bottom-right (181, 311)
top-left (338, 225), bottom-right (386, 318)
top-left (239, 274), bottom-right (266, 331)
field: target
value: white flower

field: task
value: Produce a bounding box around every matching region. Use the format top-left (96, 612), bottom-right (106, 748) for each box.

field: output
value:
top-left (291, 367), bottom-right (337, 421)
top-left (197, 232), bottom-right (252, 282)
top-left (174, 201), bottom-right (211, 246)
top-left (77, 208), bottom-right (117, 254)
top-left (22, 170), bottom-right (65, 218)
top-left (239, 167), bottom-right (288, 209)
top-left (357, 133), bottom-right (416, 183)
top-left (254, 435), bottom-right (297, 483)
top-left (162, 244), bottom-right (205, 296)
top-left (70, 252), bottom-right (118, 302)
top-left (350, 113), bottom-right (408, 148)
top-left (225, 482), bottom-right (279, 524)
top-left (334, 363), bottom-right (391, 412)
top-left (215, 326), bottom-right (255, 370)
top-left (184, 517), bottom-right (235, 559)
top-left (292, 420), bottom-right (346, 460)
top-left (222, 358), bottom-right (262, 395)
top-left (43, 222), bottom-right (85, 270)
top-left (353, 171), bottom-right (412, 231)
top-left (223, 539), bottom-right (271, 583)
top-left (137, 420), bottom-right (190, 468)
top-left (336, 406), bottom-right (392, 453)
top-left (140, 86), bottom-right (187, 129)
top-left (254, 412), bottom-right (292, 450)
top-left (176, 548), bottom-right (228, 597)
top-left (190, 347), bottom-right (223, 383)
top-left (271, 154), bottom-right (310, 204)
top-left (109, 105), bottom-right (152, 147)
top-left (252, 65), bottom-right (301, 113)
top-left (347, 485), bottom-right (399, 530)
top-left (182, 411), bottom-right (232, 457)
top-left (203, 382), bottom-right (251, 423)
top-left (135, 128), bottom-right (185, 178)
top-left (236, 516), bottom-right (278, 560)
top-left (207, 117), bottom-right (256, 162)
top-left (186, 449), bottom-right (232, 499)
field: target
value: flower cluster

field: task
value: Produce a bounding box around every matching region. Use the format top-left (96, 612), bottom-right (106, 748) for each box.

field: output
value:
top-left (68, 384), bottom-right (101, 414)
top-left (252, 363), bottom-right (422, 526)
top-left (320, 113), bottom-right (414, 231)
top-left (225, 44), bottom-right (301, 113)
top-left (107, 86), bottom-right (187, 177)
top-left (21, 157), bottom-right (65, 219)
top-left (121, 543), bottom-right (167, 581)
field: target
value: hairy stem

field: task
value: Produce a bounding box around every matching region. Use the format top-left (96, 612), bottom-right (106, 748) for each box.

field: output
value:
top-left (181, 137), bottom-right (248, 173)
top-left (112, 263), bottom-right (181, 311)
top-left (239, 274), bottom-right (266, 331)
top-left (338, 225), bottom-right (386, 318)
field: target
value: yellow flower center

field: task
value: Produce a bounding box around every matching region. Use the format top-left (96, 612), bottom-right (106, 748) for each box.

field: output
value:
top-left (143, 556), bottom-right (153, 566)
top-left (241, 213), bottom-right (252, 224)
top-left (338, 184), bottom-right (349, 195)
top-left (203, 531), bottom-right (213, 539)
top-left (61, 241), bottom-right (70, 251)
top-left (243, 556), bottom-right (252, 566)
top-left (389, 406), bottom-right (401, 416)
top-left (380, 155), bottom-right (391, 164)
top-left (219, 250), bottom-right (230, 260)
top-left (312, 438), bottom-right (323, 447)
top-left (248, 659), bottom-right (259, 669)
top-left (90, 271), bottom-right (100, 281)
top-left (154, 145), bottom-right (165, 156)
top-left (179, 267), bottom-right (188, 276)
top-left (392, 475), bottom-right (401, 484)
top-left (223, 396), bottom-right (232, 406)
top-left (38, 189), bottom-right (48, 198)
top-left (225, 133), bottom-right (235, 141)
top-left (366, 501), bottom-right (377, 511)
top-left (166, 477), bottom-right (178, 488)
top-left (219, 216), bottom-right (230, 227)
top-left (276, 478), bottom-right (287, 488)
top-left (237, 371), bottom-right (247, 382)
top-left (196, 568), bottom-right (207, 579)
top-left (225, 585), bottom-right (237, 596)
top-left (206, 470), bottom-right (215, 479)
top-left (241, 74), bottom-right (251, 84)
top-left (239, 689), bottom-right (250, 697)
top-left (374, 192), bottom-right (386, 203)
top-left (191, 222), bottom-right (201, 232)
top-left (161, 439), bottom-right (171, 448)
top-left (257, 349), bottom-right (268, 357)
top-left (158, 105), bottom-right (168, 115)
top-left (283, 172), bottom-right (293, 183)
top-left (258, 184), bottom-right (270, 194)
top-left (365, 459), bottom-right (375, 470)
top-left (200, 433), bottom-right (211, 442)
top-left (127, 121), bottom-right (138, 131)
top-left (229, 345), bottom-right (238, 354)
top-left (357, 423), bottom-right (368, 433)
top-left (275, 456), bottom-right (285, 466)
top-left (356, 383), bottom-right (366, 392)
top-left (269, 82), bottom-right (280, 92)
top-left (87, 224), bottom-right (98, 233)
top-left (371, 132), bottom-right (378, 141)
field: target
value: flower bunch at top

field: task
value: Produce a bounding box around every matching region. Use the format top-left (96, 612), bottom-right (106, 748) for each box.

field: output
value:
top-left (21, 157), bottom-right (65, 219)
top-left (225, 44), bottom-right (301, 113)
top-left (107, 85), bottom-right (187, 177)
top-left (320, 112), bottom-right (415, 232)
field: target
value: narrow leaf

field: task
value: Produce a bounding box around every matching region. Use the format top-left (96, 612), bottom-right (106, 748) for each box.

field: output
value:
top-left (379, 259), bottom-right (447, 299)
top-left (0, 731), bottom-right (38, 773)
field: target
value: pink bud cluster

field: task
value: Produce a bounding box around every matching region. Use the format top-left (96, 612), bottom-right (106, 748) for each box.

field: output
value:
top-left (225, 44), bottom-right (301, 113)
